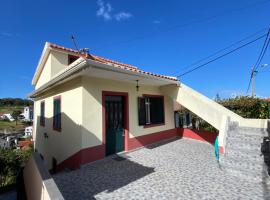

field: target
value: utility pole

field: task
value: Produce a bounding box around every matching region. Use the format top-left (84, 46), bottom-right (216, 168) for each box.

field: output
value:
top-left (251, 66), bottom-right (255, 97)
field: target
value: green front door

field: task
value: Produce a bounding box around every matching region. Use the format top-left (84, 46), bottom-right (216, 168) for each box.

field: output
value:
top-left (105, 96), bottom-right (125, 156)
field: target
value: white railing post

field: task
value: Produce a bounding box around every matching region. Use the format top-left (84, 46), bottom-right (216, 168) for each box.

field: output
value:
top-left (218, 115), bottom-right (230, 154)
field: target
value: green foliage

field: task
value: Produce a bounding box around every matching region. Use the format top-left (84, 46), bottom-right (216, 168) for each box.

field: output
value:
top-left (0, 148), bottom-right (32, 187)
top-left (11, 110), bottom-right (22, 125)
top-left (0, 98), bottom-right (33, 107)
top-left (218, 96), bottom-right (269, 119)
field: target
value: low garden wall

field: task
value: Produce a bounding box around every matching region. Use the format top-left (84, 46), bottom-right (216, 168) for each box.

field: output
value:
top-left (23, 153), bottom-right (63, 200)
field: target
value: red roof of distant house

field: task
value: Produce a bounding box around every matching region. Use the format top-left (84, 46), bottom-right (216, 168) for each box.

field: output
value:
top-left (18, 140), bottom-right (33, 149)
top-left (266, 98), bottom-right (270, 102)
top-left (49, 43), bottom-right (178, 81)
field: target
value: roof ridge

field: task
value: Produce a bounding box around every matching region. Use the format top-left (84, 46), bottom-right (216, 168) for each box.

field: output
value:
top-left (48, 42), bottom-right (178, 81)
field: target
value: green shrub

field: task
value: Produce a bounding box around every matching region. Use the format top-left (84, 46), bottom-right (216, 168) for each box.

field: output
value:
top-left (218, 96), bottom-right (268, 119)
top-left (0, 147), bottom-right (32, 187)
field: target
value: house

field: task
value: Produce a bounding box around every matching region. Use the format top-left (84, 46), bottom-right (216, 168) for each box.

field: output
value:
top-left (29, 42), bottom-right (269, 172)
top-left (19, 106), bottom-right (33, 122)
top-left (24, 126), bottom-right (33, 137)
top-left (1, 113), bottom-right (15, 121)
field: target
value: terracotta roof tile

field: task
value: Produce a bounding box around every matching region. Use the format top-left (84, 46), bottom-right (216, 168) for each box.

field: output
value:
top-left (49, 43), bottom-right (178, 81)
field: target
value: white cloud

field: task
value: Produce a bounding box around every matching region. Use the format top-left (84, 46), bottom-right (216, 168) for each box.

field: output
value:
top-left (96, 0), bottom-right (132, 21)
top-left (115, 12), bottom-right (132, 21)
top-left (96, 0), bottom-right (113, 21)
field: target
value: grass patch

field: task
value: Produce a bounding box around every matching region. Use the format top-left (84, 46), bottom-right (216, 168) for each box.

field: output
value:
top-left (0, 121), bottom-right (25, 132)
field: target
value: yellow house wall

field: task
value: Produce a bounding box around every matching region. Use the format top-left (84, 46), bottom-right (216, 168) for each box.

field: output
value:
top-left (35, 54), bottom-right (52, 89)
top-left (34, 75), bottom-right (175, 169)
top-left (82, 76), bottom-right (175, 149)
top-left (34, 78), bottom-right (83, 169)
top-left (50, 51), bottom-right (69, 77)
top-left (35, 51), bottom-right (69, 90)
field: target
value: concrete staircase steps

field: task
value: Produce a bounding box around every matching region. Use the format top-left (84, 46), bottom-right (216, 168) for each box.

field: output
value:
top-left (225, 148), bottom-right (263, 163)
top-left (221, 164), bottom-right (267, 183)
top-left (227, 135), bottom-right (262, 147)
top-left (226, 140), bottom-right (261, 152)
top-left (221, 157), bottom-right (264, 172)
top-left (221, 122), bottom-right (270, 183)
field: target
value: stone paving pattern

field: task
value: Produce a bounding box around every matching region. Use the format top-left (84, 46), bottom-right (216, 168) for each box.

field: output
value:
top-left (53, 138), bottom-right (270, 200)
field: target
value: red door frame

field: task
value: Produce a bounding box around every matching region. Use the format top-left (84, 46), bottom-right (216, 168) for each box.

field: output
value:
top-left (102, 91), bottom-right (129, 154)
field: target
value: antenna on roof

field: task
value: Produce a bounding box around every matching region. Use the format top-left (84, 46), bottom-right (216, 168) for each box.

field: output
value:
top-left (70, 35), bottom-right (90, 55)
top-left (71, 35), bottom-right (80, 52)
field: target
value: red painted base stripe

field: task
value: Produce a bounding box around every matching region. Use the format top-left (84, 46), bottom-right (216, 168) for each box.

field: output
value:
top-left (56, 144), bottom-right (105, 172)
top-left (128, 128), bottom-right (180, 151)
top-left (56, 128), bottom-right (222, 171)
top-left (179, 128), bottom-right (218, 144)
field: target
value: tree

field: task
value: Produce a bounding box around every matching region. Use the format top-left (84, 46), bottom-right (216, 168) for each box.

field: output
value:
top-left (11, 110), bottom-right (22, 125)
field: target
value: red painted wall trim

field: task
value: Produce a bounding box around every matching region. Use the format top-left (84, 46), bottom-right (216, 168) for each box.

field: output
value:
top-left (102, 91), bottom-right (129, 152)
top-left (56, 128), bottom-right (223, 171)
top-left (128, 128), bottom-right (180, 151)
top-left (179, 128), bottom-right (218, 144)
top-left (56, 144), bottom-right (105, 172)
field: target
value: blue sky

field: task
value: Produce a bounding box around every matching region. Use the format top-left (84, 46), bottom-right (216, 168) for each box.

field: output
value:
top-left (0, 0), bottom-right (269, 99)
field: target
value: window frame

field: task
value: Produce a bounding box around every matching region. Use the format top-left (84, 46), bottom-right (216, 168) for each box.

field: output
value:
top-left (139, 94), bottom-right (165, 128)
top-left (53, 96), bottom-right (62, 132)
top-left (40, 101), bottom-right (45, 126)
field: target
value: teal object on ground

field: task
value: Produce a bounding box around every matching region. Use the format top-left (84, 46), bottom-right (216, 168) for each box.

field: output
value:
top-left (214, 136), bottom-right (219, 161)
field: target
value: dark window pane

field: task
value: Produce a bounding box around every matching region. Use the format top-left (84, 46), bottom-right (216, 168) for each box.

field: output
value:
top-left (138, 97), bottom-right (146, 125)
top-left (40, 101), bottom-right (45, 126)
top-left (149, 97), bottom-right (164, 124)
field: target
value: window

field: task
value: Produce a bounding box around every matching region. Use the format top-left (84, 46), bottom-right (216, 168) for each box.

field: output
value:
top-left (53, 97), bottom-right (61, 131)
top-left (138, 95), bottom-right (165, 126)
top-left (40, 101), bottom-right (45, 126)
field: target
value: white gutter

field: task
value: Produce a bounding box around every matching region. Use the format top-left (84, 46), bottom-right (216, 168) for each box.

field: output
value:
top-left (29, 58), bottom-right (179, 98)
top-left (29, 59), bottom-right (88, 98)
top-left (86, 59), bottom-right (179, 85)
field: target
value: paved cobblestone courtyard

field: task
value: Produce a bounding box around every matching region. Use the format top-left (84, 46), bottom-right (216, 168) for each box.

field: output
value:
top-left (53, 138), bottom-right (270, 199)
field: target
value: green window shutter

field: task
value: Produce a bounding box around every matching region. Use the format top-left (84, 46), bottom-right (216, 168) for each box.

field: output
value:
top-left (53, 98), bottom-right (61, 130)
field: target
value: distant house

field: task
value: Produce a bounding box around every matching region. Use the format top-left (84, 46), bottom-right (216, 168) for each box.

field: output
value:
top-left (24, 126), bottom-right (33, 137)
top-left (19, 106), bottom-right (33, 121)
top-left (1, 113), bottom-right (15, 121)
top-left (29, 42), bottom-right (268, 172)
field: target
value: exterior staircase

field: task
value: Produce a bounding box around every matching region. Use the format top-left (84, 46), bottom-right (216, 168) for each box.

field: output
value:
top-left (220, 122), bottom-right (269, 183)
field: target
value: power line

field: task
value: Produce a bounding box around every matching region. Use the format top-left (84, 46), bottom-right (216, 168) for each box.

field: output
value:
top-left (254, 28), bottom-right (270, 70)
top-left (177, 33), bottom-right (267, 77)
top-left (170, 27), bottom-right (268, 75)
top-left (94, 0), bottom-right (270, 51)
top-left (246, 28), bottom-right (270, 94)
